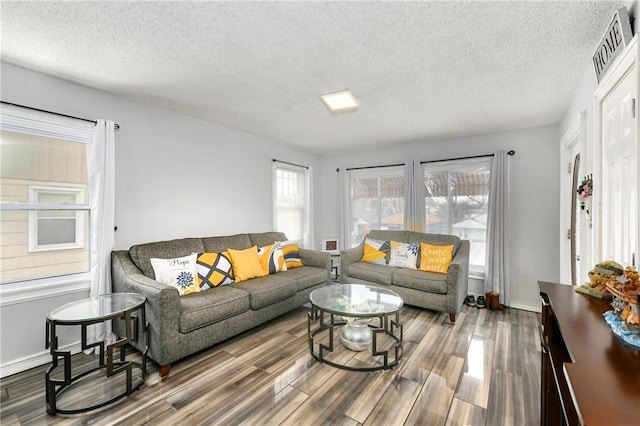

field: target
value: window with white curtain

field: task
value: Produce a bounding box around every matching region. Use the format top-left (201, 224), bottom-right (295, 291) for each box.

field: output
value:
top-left (0, 109), bottom-right (93, 285)
top-left (273, 164), bottom-right (307, 243)
top-left (348, 166), bottom-right (404, 247)
top-left (424, 158), bottom-right (491, 277)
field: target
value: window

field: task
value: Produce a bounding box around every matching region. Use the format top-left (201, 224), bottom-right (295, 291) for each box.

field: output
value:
top-left (348, 166), bottom-right (404, 247)
top-left (28, 186), bottom-right (86, 252)
top-left (0, 108), bottom-right (93, 285)
top-left (273, 164), bottom-right (307, 244)
top-left (424, 158), bottom-right (491, 276)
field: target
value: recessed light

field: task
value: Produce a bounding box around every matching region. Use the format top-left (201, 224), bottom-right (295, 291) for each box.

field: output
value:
top-left (320, 90), bottom-right (359, 115)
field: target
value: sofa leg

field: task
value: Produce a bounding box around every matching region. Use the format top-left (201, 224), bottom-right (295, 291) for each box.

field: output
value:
top-left (159, 364), bottom-right (171, 381)
top-left (449, 313), bottom-right (456, 323)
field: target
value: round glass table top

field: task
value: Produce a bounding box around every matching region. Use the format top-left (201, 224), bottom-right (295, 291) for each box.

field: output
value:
top-left (47, 293), bottom-right (146, 323)
top-left (310, 284), bottom-right (403, 316)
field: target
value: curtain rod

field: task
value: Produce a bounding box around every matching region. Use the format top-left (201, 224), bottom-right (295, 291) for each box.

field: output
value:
top-left (421, 150), bottom-right (515, 165)
top-left (272, 159), bottom-right (309, 169)
top-left (1, 101), bottom-right (120, 130)
top-left (339, 150), bottom-right (515, 172)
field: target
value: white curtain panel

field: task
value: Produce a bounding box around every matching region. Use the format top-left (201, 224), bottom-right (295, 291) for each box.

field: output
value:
top-left (87, 119), bottom-right (116, 349)
top-left (303, 166), bottom-right (314, 249)
top-left (404, 160), bottom-right (426, 232)
top-left (337, 169), bottom-right (352, 248)
top-left (484, 150), bottom-right (511, 305)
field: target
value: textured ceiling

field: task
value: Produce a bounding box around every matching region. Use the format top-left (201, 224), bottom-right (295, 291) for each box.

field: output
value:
top-left (0, 1), bottom-right (625, 155)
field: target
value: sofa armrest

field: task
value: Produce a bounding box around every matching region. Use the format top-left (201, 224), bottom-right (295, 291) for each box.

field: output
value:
top-left (339, 246), bottom-right (363, 282)
top-left (299, 248), bottom-right (331, 269)
top-left (111, 251), bottom-right (181, 348)
top-left (445, 239), bottom-right (470, 314)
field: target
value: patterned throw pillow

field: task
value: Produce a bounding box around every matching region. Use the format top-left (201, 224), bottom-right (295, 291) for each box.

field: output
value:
top-left (258, 243), bottom-right (287, 275)
top-left (227, 246), bottom-right (267, 282)
top-left (361, 238), bottom-right (389, 265)
top-left (280, 241), bottom-right (303, 269)
top-left (388, 241), bottom-right (419, 269)
top-left (196, 251), bottom-right (235, 289)
top-left (150, 253), bottom-right (200, 296)
top-left (419, 243), bottom-right (454, 274)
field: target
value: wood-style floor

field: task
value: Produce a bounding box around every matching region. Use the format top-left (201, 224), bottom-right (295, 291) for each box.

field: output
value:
top-left (1, 303), bottom-right (542, 425)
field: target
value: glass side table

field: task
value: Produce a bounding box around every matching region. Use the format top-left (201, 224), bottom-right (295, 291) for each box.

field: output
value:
top-left (45, 292), bottom-right (148, 415)
top-left (308, 284), bottom-right (403, 371)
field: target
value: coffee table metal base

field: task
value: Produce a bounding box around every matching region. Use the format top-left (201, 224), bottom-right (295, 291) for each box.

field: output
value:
top-left (307, 305), bottom-right (403, 371)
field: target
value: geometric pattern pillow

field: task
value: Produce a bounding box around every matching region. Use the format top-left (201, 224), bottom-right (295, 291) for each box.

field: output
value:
top-left (258, 244), bottom-right (287, 275)
top-left (280, 241), bottom-right (303, 269)
top-left (150, 253), bottom-right (200, 296)
top-left (419, 243), bottom-right (454, 274)
top-left (196, 251), bottom-right (235, 290)
top-left (387, 241), bottom-right (419, 269)
top-left (361, 237), bottom-right (389, 265)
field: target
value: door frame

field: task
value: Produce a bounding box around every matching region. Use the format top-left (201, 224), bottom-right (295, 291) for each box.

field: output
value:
top-left (593, 34), bottom-right (639, 264)
top-left (560, 112), bottom-right (586, 285)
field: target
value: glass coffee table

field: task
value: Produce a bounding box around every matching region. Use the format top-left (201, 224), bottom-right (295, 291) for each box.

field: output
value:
top-left (45, 292), bottom-right (148, 415)
top-left (308, 283), bottom-right (403, 371)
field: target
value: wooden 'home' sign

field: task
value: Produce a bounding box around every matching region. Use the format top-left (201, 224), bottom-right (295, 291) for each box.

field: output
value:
top-left (593, 7), bottom-right (633, 83)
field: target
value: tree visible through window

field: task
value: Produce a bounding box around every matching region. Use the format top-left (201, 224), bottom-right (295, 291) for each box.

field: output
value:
top-left (348, 167), bottom-right (404, 247)
top-left (424, 158), bottom-right (491, 276)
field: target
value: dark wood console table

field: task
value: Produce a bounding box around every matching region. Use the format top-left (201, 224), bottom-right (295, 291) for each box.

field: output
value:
top-left (538, 281), bottom-right (640, 426)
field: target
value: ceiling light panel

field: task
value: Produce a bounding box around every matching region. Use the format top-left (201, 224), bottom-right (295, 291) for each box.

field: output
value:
top-left (321, 90), bottom-right (359, 115)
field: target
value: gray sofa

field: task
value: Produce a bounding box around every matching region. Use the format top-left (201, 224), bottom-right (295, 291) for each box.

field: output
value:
top-left (340, 230), bottom-right (469, 322)
top-left (111, 231), bottom-right (330, 379)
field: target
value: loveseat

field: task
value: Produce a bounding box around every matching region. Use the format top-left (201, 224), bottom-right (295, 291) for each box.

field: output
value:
top-left (340, 230), bottom-right (469, 322)
top-left (111, 231), bottom-right (330, 379)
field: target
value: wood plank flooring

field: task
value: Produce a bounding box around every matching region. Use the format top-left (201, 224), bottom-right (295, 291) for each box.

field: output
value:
top-left (0, 304), bottom-right (541, 425)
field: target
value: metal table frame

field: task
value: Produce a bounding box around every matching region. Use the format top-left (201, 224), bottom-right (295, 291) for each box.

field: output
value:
top-left (307, 303), bottom-right (403, 372)
top-left (45, 295), bottom-right (148, 416)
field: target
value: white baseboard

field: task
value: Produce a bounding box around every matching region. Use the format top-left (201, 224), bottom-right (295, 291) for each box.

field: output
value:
top-left (509, 301), bottom-right (541, 313)
top-left (0, 341), bottom-right (81, 378)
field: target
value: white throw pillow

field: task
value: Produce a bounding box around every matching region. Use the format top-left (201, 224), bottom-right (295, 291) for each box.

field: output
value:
top-left (150, 253), bottom-right (200, 295)
top-left (387, 241), bottom-right (419, 269)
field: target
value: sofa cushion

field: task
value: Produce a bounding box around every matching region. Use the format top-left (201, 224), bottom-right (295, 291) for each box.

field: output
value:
top-left (346, 261), bottom-right (394, 285)
top-left (202, 234), bottom-right (251, 253)
top-left (230, 274), bottom-right (297, 309)
top-left (179, 286), bottom-right (250, 333)
top-left (249, 232), bottom-right (288, 248)
top-left (130, 238), bottom-right (205, 279)
top-left (392, 268), bottom-right (448, 294)
top-left (279, 266), bottom-right (327, 291)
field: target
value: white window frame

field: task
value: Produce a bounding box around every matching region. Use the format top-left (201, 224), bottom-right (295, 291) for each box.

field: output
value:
top-left (273, 163), bottom-right (307, 244)
top-left (347, 166), bottom-right (405, 248)
top-left (27, 185), bottom-right (86, 252)
top-left (0, 104), bottom-right (93, 297)
top-left (423, 158), bottom-right (491, 278)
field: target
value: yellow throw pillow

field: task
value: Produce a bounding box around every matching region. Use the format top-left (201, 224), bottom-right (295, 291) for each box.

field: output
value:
top-left (419, 243), bottom-right (454, 274)
top-left (258, 243), bottom-right (287, 275)
top-left (361, 238), bottom-right (389, 265)
top-left (227, 246), bottom-right (267, 282)
top-left (280, 241), bottom-right (303, 269)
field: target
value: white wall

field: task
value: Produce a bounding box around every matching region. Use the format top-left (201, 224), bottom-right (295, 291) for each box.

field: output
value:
top-left (0, 62), bottom-right (320, 374)
top-left (317, 125), bottom-right (561, 311)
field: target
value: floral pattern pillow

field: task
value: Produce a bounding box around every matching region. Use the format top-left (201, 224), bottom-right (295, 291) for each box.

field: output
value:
top-left (387, 241), bottom-right (419, 269)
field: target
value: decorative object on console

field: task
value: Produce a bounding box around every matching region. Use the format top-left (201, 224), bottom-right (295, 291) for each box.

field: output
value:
top-left (196, 252), bottom-right (235, 289)
top-left (387, 241), bottom-right (419, 269)
top-left (604, 266), bottom-right (639, 347)
top-left (227, 246), bottom-right (267, 282)
top-left (361, 237), bottom-right (389, 265)
top-left (321, 239), bottom-right (339, 254)
top-left (150, 254), bottom-right (200, 295)
top-left (418, 243), bottom-right (453, 273)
